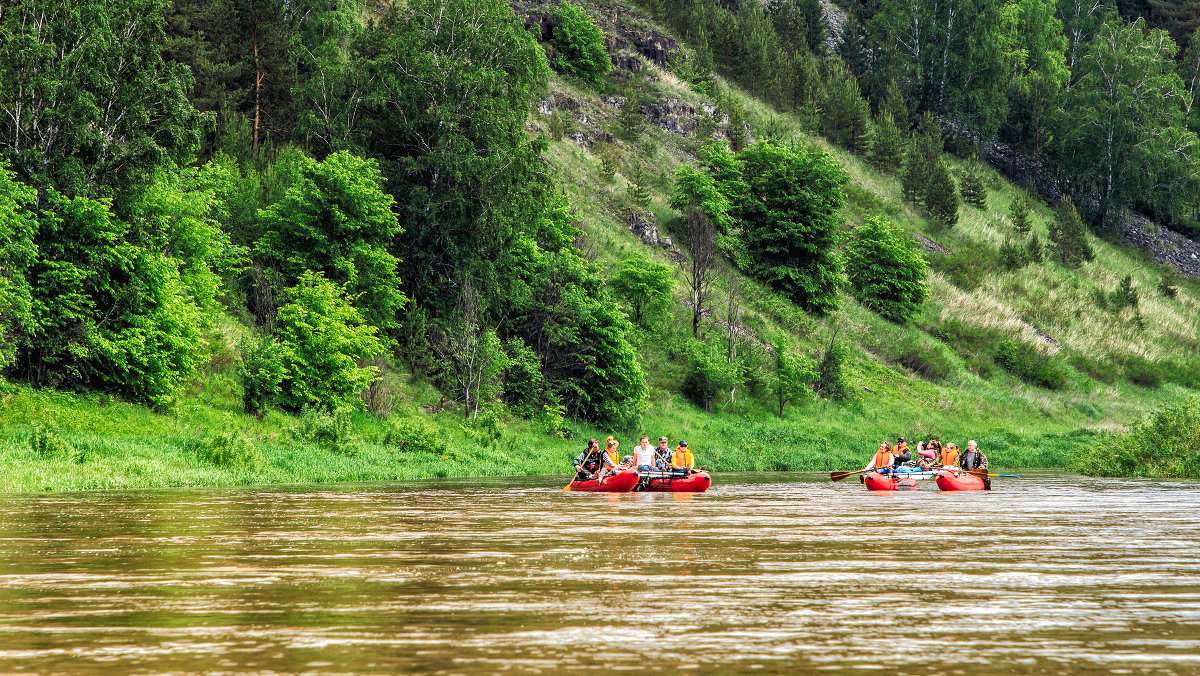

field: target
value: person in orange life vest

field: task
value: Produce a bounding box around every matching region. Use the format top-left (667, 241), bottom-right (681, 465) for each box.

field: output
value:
top-left (864, 441), bottom-right (895, 473)
top-left (893, 437), bottom-right (912, 466)
top-left (671, 440), bottom-right (695, 476)
top-left (940, 442), bottom-right (960, 468)
top-left (596, 436), bottom-right (622, 485)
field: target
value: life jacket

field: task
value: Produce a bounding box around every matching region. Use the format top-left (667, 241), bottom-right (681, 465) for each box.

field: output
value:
top-left (940, 448), bottom-right (959, 466)
top-left (672, 447), bottom-right (694, 469)
top-left (872, 449), bottom-right (894, 469)
top-left (602, 448), bottom-right (620, 468)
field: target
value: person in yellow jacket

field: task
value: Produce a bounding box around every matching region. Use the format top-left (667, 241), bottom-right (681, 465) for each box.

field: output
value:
top-left (671, 440), bottom-right (695, 476)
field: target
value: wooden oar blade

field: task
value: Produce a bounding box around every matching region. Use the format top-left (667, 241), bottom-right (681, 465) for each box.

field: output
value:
top-left (830, 471), bottom-right (853, 482)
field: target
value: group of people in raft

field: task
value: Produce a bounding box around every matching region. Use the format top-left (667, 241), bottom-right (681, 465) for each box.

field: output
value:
top-left (865, 437), bottom-right (991, 489)
top-left (572, 435), bottom-right (700, 484)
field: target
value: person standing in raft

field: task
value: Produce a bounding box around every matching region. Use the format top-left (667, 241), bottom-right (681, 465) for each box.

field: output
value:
top-left (596, 437), bottom-right (622, 486)
top-left (959, 440), bottom-right (990, 490)
top-left (573, 439), bottom-right (600, 481)
top-left (671, 440), bottom-right (695, 476)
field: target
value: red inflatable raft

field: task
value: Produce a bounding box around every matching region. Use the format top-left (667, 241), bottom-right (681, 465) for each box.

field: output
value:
top-left (567, 469), bottom-right (640, 492)
top-left (863, 471), bottom-right (919, 491)
top-left (641, 471), bottom-right (712, 492)
top-left (934, 469), bottom-right (986, 491)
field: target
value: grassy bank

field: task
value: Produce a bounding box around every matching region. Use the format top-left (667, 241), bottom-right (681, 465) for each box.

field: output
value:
top-left (0, 367), bottom-right (1115, 492)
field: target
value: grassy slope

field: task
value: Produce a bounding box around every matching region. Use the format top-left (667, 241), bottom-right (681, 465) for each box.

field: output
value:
top-left (1, 1), bottom-right (1198, 492)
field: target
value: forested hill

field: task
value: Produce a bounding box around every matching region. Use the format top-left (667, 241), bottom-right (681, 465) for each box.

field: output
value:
top-left (0, 0), bottom-right (1197, 490)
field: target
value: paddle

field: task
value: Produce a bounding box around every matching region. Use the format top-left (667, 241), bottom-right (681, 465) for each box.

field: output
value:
top-left (830, 467), bottom-right (875, 482)
top-left (563, 448), bottom-right (599, 492)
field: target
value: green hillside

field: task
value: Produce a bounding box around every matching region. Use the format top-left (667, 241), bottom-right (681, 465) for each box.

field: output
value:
top-left (0, 0), bottom-right (1197, 491)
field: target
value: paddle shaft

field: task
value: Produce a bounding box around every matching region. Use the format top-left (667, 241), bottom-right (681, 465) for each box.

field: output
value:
top-left (563, 448), bottom-right (599, 492)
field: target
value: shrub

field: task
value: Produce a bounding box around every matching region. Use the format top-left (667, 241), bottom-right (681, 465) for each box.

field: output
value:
top-left (993, 338), bottom-right (1067, 389)
top-left (295, 406), bottom-right (357, 455)
top-left (239, 332), bottom-right (284, 416)
top-left (1068, 353), bottom-right (1118, 384)
top-left (845, 216), bottom-right (928, 323)
top-left (30, 422), bottom-right (74, 458)
top-left (549, 2), bottom-right (611, 84)
top-left (1158, 271), bottom-right (1180, 298)
top-left (890, 335), bottom-right (954, 382)
top-left (1121, 355), bottom-right (1163, 388)
top-left (941, 245), bottom-right (1001, 291)
top-left (1165, 358), bottom-right (1200, 389)
top-left (999, 237), bottom-right (1030, 270)
top-left (274, 271), bottom-right (382, 412)
top-left (682, 340), bottom-right (740, 411)
top-left (382, 417), bottom-right (446, 455)
top-left (813, 339), bottom-right (852, 401)
top-left (192, 430), bottom-right (263, 469)
top-left (1072, 396), bottom-right (1200, 478)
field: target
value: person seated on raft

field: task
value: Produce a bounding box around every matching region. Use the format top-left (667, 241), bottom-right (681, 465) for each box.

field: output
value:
top-left (958, 439), bottom-right (990, 490)
top-left (573, 438), bottom-right (601, 481)
top-left (916, 439), bottom-right (940, 469)
top-left (893, 437), bottom-right (912, 466)
top-left (633, 435), bottom-right (657, 473)
top-left (596, 436), bottom-right (623, 485)
top-left (654, 436), bottom-right (673, 470)
top-left (863, 441), bottom-right (896, 474)
top-left (671, 440), bottom-right (695, 476)
top-left (939, 442), bottom-right (960, 468)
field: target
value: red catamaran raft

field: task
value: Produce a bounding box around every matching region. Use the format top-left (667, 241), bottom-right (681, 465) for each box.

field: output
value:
top-left (934, 469), bottom-right (986, 491)
top-left (863, 471), bottom-right (918, 491)
top-left (566, 470), bottom-right (712, 492)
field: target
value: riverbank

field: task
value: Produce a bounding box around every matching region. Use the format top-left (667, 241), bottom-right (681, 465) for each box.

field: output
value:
top-left (0, 379), bottom-right (1106, 492)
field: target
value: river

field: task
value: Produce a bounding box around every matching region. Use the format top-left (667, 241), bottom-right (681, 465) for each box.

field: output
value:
top-left (1, 472), bottom-right (1198, 674)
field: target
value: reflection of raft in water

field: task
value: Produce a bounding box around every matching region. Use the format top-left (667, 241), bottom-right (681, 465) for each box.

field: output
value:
top-left (565, 469), bottom-right (711, 492)
top-left (863, 471), bottom-right (919, 491)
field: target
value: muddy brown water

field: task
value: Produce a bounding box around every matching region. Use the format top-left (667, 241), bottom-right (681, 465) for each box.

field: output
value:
top-left (1, 471), bottom-right (1198, 674)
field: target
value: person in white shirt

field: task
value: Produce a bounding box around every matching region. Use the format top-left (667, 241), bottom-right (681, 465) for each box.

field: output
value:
top-left (634, 435), bottom-right (656, 472)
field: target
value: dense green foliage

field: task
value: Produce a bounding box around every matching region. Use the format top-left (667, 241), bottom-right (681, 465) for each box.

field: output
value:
top-left (845, 217), bottom-right (929, 323)
top-left (1074, 397), bottom-right (1200, 477)
top-left (1, 0), bottom-right (1198, 492)
top-left (722, 141), bottom-right (848, 315)
top-left (550, 1), bottom-right (613, 83)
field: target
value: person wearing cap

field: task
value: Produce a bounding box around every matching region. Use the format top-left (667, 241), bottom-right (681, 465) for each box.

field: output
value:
top-left (654, 436), bottom-right (672, 470)
top-left (671, 441), bottom-right (695, 475)
top-left (892, 437), bottom-right (912, 467)
top-left (633, 435), bottom-right (656, 472)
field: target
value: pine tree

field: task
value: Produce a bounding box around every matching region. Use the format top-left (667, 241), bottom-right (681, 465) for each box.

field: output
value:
top-left (617, 91), bottom-right (645, 142)
top-left (901, 139), bottom-right (927, 204)
top-left (819, 62), bottom-right (872, 152)
top-left (1027, 234), bottom-right (1044, 263)
top-left (1000, 237), bottom-right (1030, 270)
top-left (924, 159), bottom-right (960, 227)
top-left (959, 164), bottom-right (987, 209)
top-left (627, 164), bottom-right (653, 211)
top-left (726, 98), bottom-right (749, 151)
top-left (867, 111), bottom-right (905, 173)
top-left (1010, 195), bottom-right (1032, 235)
top-left (879, 79), bottom-right (910, 131)
top-left (1049, 197), bottom-right (1094, 268)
